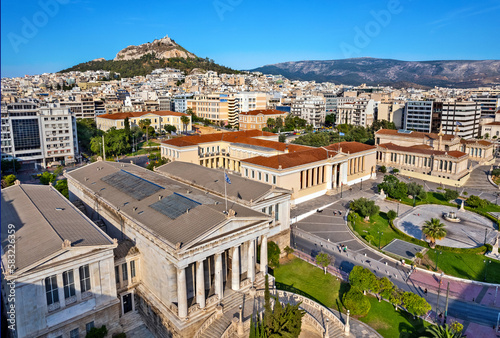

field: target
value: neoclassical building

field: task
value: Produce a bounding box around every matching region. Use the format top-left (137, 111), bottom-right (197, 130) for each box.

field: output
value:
top-left (161, 130), bottom-right (378, 204)
top-left (1, 184), bottom-right (120, 338)
top-left (65, 161), bottom-right (289, 337)
top-left (376, 143), bottom-right (470, 185)
top-left (375, 129), bottom-right (494, 164)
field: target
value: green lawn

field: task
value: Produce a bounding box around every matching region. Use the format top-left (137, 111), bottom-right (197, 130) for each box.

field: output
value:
top-left (351, 212), bottom-right (401, 249)
top-left (395, 192), bottom-right (455, 208)
top-left (351, 210), bottom-right (498, 282)
top-left (358, 297), bottom-right (430, 338)
top-left (273, 257), bottom-right (430, 338)
top-left (273, 257), bottom-right (344, 309)
top-left (426, 249), bottom-right (500, 284)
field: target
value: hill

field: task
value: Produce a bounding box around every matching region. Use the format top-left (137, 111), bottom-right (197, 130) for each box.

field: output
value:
top-left (249, 57), bottom-right (500, 88)
top-left (59, 35), bottom-right (240, 78)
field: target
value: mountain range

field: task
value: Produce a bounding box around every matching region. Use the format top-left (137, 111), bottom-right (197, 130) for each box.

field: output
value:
top-left (249, 57), bottom-right (500, 88)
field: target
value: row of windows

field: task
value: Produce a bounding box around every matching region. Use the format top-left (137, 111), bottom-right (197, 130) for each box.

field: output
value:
top-left (261, 203), bottom-right (280, 221)
top-left (115, 260), bottom-right (137, 284)
top-left (244, 168), bottom-right (277, 185)
top-left (45, 265), bottom-right (91, 307)
top-left (43, 117), bottom-right (68, 121)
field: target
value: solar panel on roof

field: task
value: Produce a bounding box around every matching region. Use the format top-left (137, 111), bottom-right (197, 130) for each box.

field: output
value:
top-left (149, 193), bottom-right (201, 219)
top-left (101, 170), bottom-right (163, 200)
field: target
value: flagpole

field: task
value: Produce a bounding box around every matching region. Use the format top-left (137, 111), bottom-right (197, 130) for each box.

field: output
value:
top-left (224, 169), bottom-right (228, 212)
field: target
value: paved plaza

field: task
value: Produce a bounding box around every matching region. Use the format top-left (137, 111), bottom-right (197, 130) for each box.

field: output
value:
top-left (394, 205), bottom-right (497, 248)
top-left (383, 239), bottom-right (426, 260)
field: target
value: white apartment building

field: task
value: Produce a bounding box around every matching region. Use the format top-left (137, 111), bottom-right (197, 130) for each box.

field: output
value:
top-left (336, 99), bottom-right (375, 127)
top-left (404, 101), bottom-right (434, 132)
top-left (173, 93), bottom-right (193, 113)
top-left (291, 96), bottom-right (326, 127)
top-left (231, 92), bottom-right (268, 126)
top-left (59, 95), bottom-right (96, 119)
top-left (442, 101), bottom-right (481, 139)
top-left (471, 95), bottom-right (500, 118)
top-left (1, 102), bottom-right (79, 168)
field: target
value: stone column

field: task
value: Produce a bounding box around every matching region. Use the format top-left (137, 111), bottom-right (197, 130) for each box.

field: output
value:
top-left (333, 165), bottom-right (337, 189)
top-left (126, 261), bottom-right (132, 286)
top-left (56, 274), bottom-right (66, 308)
top-left (248, 239), bottom-right (255, 283)
top-left (362, 156), bottom-right (365, 172)
top-left (196, 260), bottom-right (206, 308)
top-left (74, 267), bottom-right (82, 301)
top-left (232, 246), bottom-right (240, 291)
top-left (260, 235), bottom-right (268, 274)
top-left (214, 253), bottom-right (223, 300)
top-left (177, 266), bottom-right (188, 318)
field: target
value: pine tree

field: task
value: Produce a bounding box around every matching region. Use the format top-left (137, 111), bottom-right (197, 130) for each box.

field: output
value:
top-left (264, 274), bottom-right (272, 328)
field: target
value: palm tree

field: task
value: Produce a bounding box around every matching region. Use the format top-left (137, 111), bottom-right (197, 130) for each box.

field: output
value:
top-left (140, 119), bottom-right (151, 144)
top-left (422, 218), bottom-right (447, 247)
top-left (267, 118), bottom-right (276, 129)
top-left (422, 324), bottom-right (465, 338)
top-left (180, 115), bottom-right (190, 134)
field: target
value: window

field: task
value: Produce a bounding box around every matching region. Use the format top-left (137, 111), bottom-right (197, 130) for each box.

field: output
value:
top-left (130, 260), bottom-right (136, 279)
top-left (115, 266), bottom-right (120, 284)
top-left (63, 270), bottom-right (75, 299)
top-left (86, 321), bottom-right (95, 333)
top-left (275, 204), bottom-right (279, 221)
top-left (273, 175), bottom-right (276, 185)
top-left (45, 275), bottom-right (59, 306)
top-left (262, 207), bottom-right (266, 213)
top-left (122, 263), bottom-right (128, 281)
top-left (265, 174), bottom-right (269, 182)
top-left (251, 170), bottom-right (255, 179)
top-left (268, 205), bottom-right (272, 215)
top-left (258, 172), bottom-right (262, 180)
top-left (79, 265), bottom-right (91, 292)
top-left (70, 328), bottom-right (79, 338)
top-left (245, 168), bottom-right (248, 177)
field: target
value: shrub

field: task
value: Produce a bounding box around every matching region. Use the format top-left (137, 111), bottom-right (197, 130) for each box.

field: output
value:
top-left (392, 168), bottom-right (399, 174)
top-left (112, 333), bottom-right (127, 338)
top-left (349, 266), bottom-right (376, 293)
top-left (86, 325), bottom-right (108, 338)
top-left (492, 168), bottom-right (500, 177)
top-left (387, 210), bottom-right (397, 221)
top-left (2, 174), bottom-right (17, 188)
top-left (342, 287), bottom-right (371, 316)
top-left (267, 241), bottom-right (281, 268)
top-left (379, 165), bottom-right (387, 173)
top-left (451, 321), bottom-right (464, 333)
top-left (444, 189), bottom-right (459, 201)
top-left (39, 171), bottom-right (56, 185)
top-left (466, 195), bottom-right (489, 208)
top-left (463, 191), bottom-right (468, 196)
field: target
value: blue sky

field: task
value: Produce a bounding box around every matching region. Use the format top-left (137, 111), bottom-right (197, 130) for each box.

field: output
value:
top-left (1, 0), bottom-right (499, 78)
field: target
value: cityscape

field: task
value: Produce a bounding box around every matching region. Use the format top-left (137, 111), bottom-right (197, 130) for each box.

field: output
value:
top-left (1, 1), bottom-right (500, 338)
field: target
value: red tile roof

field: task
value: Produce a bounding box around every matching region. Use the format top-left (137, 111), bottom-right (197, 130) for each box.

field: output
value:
top-left (485, 121), bottom-right (500, 126)
top-left (161, 130), bottom-right (292, 151)
top-left (240, 109), bottom-right (288, 116)
top-left (378, 143), bottom-right (467, 158)
top-left (375, 129), bottom-right (455, 141)
top-left (459, 139), bottom-right (493, 146)
top-left (241, 142), bottom-right (375, 169)
top-left (97, 110), bottom-right (188, 120)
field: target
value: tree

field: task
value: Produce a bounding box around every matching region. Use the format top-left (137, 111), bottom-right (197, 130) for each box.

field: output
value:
top-left (54, 179), bottom-right (69, 199)
top-left (315, 253), bottom-right (331, 274)
top-left (1, 159), bottom-right (21, 173)
top-left (444, 189), bottom-right (459, 201)
top-left (401, 291), bottom-right (431, 316)
top-left (275, 116), bottom-right (284, 129)
top-left (350, 198), bottom-right (380, 219)
top-left (124, 117), bottom-right (131, 137)
top-left (375, 277), bottom-right (394, 298)
top-left (284, 246), bottom-right (294, 259)
top-left (267, 118), bottom-right (276, 129)
top-left (424, 324), bottom-right (465, 338)
top-left (180, 115), bottom-right (190, 134)
top-left (325, 113), bottom-right (335, 127)
top-left (2, 174), bottom-right (17, 188)
top-left (39, 172), bottom-right (56, 185)
top-left (365, 234), bottom-right (375, 245)
top-left (139, 119), bottom-right (152, 143)
top-left (387, 210), bottom-right (397, 221)
top-left (466, 195), bottom-right (489, 208)
top-left (164, 124), bottom-right (177, 134)
top-left (378, 175), bottom-right (408, 200)
top-left (76, 118), bottom-right (102, 153)
top-left (342, 287), bottom-right (371, 316)
top-left (408, 182), bottom-right (425, 200)
top-left (492, 168), bottom-right (500, 177)
top-left (379, 165), bottom-right (387, 173)
top-left (85, 325), bottom-right (108, 338)
top-left (278, 134), bottom-right (286, 143)
top-left (349, 266), bottom-right (377, 294)
top-left (422, 218), bottom-right (447, 246)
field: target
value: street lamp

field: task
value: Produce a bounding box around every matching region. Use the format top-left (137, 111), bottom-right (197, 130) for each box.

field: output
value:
top-left (378, 231), bottom-right (383, 249)
top-left (435, 251), bottom-right (442, 271)
top-left (360, 178), bottom-right (363, 190)
top-left (484, 260), bottom-right (492, 281)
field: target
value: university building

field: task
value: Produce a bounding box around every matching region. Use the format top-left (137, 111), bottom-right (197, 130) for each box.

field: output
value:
top-left (1, 184), bottom-right (120, 338)
top-left (161, 130), bottom-right (377, 204)
top-left (65, 161), bottom-right (291, 337)
top-left (375, 128), bottom-right (495, 185)
top-left (238, 109), bottom-right (288, 131)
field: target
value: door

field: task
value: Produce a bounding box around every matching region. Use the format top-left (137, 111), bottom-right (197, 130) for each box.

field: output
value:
top-left (123, 293), bottom-right (133, 314)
